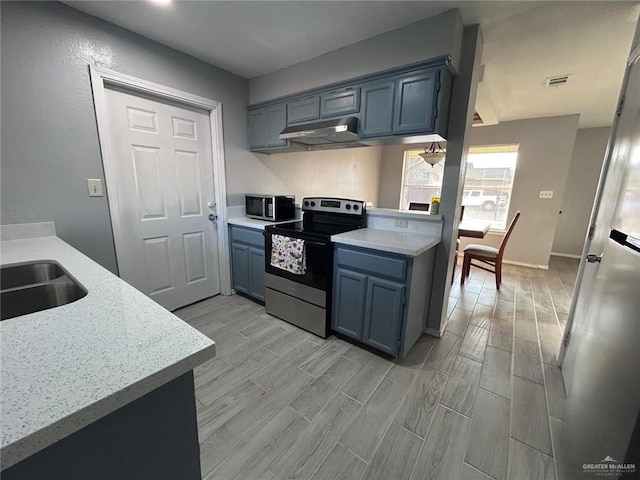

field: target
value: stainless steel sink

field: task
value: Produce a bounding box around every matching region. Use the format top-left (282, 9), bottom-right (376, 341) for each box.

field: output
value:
top-left (0, 261), bottom-right (87, 321)
top-left (1, 261), bottom-right (65, 290)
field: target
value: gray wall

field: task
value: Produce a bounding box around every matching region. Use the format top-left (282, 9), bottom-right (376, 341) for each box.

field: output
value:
top-left (0, 1), bottom-right (279, 272)
top-left (377, 115), bottom-right (580, 267)
top-left (249, 9), bottom-right (463, 104)
top-left (258, 147), bottom-right (382, 206)
top-left (551, 127), bottom-right (610, 256)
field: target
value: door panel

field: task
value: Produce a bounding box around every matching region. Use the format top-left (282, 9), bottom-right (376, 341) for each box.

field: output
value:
top-left (265, 104), bottom-right (287, 148)
top-left (172, 116), bottom-right (196, 139)
top-left (183, 232), bottom-right (207, 284)
top-left (286, 96), bottom-right (320, 125)
top-left (558, 42), bottom-right (640, 473)
top-left (249, 246), bottom-right (265, 301)
top-left (132, 146), bottom-right (166, 219)
top-left (175, 150), bottom-right (202, 217)
top-left (143, 236), bottom-right (173, 294)
top-left (231, 243), bottom-right (249, 294)
top-left (248, 108), bottom-right (267, 149)
top-left (127, 107), bottom-right (157, 132)
top-left (360, 80), bottom-right (394, 138)
top-left (363, 276), bottom-right (404, 355)
top-left (320, 87), bottom-right (360, 118)
top-left (105, 87), bottom-right (221, 310)
top-left (332, 267), bottom-right (366, 339)
top-left (393, 69), bottom-right (438, 134)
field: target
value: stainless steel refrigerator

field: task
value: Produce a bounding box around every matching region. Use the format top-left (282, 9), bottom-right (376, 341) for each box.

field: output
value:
top-left (556, 21), bottom-right (640, 479)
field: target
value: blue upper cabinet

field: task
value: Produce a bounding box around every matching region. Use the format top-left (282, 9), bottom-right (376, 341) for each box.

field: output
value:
top-left (248, 103), bottom-right (288, 151)
top-left (393, 69), bottom-right (440, 135)
top-left (287, 95), bottom-right (320, 125)
top-left (248, 108), bottom-right (267, 149)
top-left (359, 80), bottom-right (395, 138)
top-left (320, 87), bottom-right (360, 118)
top-left (247, 58), bottom-right (453, 152)
top-left (265, 104), bottom-right (287, 148)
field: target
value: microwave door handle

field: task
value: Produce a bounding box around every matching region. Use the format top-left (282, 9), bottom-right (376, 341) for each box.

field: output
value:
top-left (262, 198), bottom-right (266, 218)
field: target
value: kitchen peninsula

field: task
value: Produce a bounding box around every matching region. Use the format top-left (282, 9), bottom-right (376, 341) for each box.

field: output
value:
top-left (0, 223), bottom-right (215, 479)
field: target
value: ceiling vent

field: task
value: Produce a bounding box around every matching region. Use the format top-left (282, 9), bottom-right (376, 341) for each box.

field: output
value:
top-left (472, 111), bottom-right (484, 125)
top-left (546, 75), bottom-right (570, 87)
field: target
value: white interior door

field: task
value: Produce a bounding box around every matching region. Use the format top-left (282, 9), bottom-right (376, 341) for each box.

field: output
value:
top-left (555, 37), bottom-right (640, 473)
top-left (104, 86), bottom-right (221, 310)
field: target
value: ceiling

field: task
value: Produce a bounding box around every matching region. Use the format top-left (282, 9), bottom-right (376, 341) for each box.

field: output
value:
top-left (66, 1), bottom-right (639, 128)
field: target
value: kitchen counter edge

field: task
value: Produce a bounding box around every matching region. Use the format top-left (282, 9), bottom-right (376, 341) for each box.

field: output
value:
top-left (0, 236), bottom-right (216, 470)
top-left (331, 228), bottom-right (441, 256)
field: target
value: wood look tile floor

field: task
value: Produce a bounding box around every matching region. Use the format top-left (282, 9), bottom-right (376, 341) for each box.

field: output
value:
top-left (175, 256), bottom-right (579, 480)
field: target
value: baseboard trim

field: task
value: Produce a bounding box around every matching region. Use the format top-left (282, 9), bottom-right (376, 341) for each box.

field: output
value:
top-left (550, 252), bottom-right (582, 259)
top-left (425, 327), bottom-right (443, 338)
top-left (456, 254), bottom-right (549, 270)
top-left (503, 259), bottom-right (549, 270)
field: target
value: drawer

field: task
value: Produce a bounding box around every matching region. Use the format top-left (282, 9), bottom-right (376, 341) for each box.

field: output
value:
top-left (230, 226), bottom-right (264, 247)
top-left (336, 247), bottom-right (407, 281)
top-left (320, 87), bottom-right (360, 118)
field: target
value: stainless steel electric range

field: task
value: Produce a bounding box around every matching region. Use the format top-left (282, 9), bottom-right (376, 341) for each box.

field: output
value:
top-left (263, 197), bottom-right (366, 337)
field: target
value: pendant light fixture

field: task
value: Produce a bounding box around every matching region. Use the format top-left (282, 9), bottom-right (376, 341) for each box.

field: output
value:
top-left (419, 142), bottom-right (446, 166)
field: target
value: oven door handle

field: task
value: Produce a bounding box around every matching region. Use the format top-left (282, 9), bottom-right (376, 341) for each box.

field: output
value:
top-left (304, 241), bottom-right (330, 248)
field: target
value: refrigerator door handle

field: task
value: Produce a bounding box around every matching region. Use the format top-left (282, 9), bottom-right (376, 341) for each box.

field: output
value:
top-left (586, 254), bottom-right (603, 263)
top-left (610, 229), bottom-right (640, 254)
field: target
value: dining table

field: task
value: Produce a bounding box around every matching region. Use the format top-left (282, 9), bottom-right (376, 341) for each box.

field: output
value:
top-left (458, 220), bottom-right (491, 239)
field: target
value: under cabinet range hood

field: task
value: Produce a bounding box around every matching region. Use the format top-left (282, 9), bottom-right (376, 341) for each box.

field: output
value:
top-left (279, 116), bottom-right (361, 148)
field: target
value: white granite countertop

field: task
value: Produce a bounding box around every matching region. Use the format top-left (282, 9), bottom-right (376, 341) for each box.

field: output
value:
top-left (0, 236), bottom-right (216, 470)
top-left (227, 217), bottom-right (299, 230)
top-left (366, 208), bottom-right (443, 221)
top-left (331, 228), bottom-right (441, 256)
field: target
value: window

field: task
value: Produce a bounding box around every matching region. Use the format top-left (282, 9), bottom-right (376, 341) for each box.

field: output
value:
top-left (400, 145), bottom-right (519, 230)
top-left (400, 150), bottom-right (445, 210)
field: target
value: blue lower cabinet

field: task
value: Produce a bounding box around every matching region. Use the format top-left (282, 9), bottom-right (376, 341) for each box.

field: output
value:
top-left (363, 277), bottom-right (404, 355)
top-left (230, 226), bottom-right (266, 302)
top-left (332, 244), bottom-right (437, 357)
top-left (332, 267), bottom-right (367, 339)
top-left (333, 246), bottom-right (409, 356)
top-left (231, 243), bottom-right (250, 295)
top-left (249, 246), bottom-right (265, 302)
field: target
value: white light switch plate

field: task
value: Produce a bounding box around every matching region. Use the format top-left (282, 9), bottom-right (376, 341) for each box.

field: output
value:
top-left (539, 190), bottom-right (554, 199)
top-left (87, 179), bottom-right (104, 197)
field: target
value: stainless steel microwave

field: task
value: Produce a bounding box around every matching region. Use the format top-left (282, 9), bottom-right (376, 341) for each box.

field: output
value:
top-left (245, 195), bottom-right (296, 221)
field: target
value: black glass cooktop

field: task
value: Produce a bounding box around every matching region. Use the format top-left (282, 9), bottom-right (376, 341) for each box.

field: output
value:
top-left (267, 212), bottom-right (365, 238)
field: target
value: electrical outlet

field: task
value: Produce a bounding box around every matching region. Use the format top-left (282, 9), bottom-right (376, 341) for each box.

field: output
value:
top-left (395, 219), bottom-right (409, 228)
top-left (539, 190), bottom-right (554, 199)
top-left (87, 179), bottom-right (104, 197)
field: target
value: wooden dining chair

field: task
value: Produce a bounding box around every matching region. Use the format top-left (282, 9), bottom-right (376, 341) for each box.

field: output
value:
top-left (461, 211), bottom-right (521, 290)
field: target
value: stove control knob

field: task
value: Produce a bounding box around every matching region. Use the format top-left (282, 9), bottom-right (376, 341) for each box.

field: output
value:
top-left (345, 204), bottom-right (351, 210)
top-left (353, 204), bottom-right (359, 211)
top-left (304, 201), bottom-right (309, 206)
top-left (310, 201), bottom-right (316, 207)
